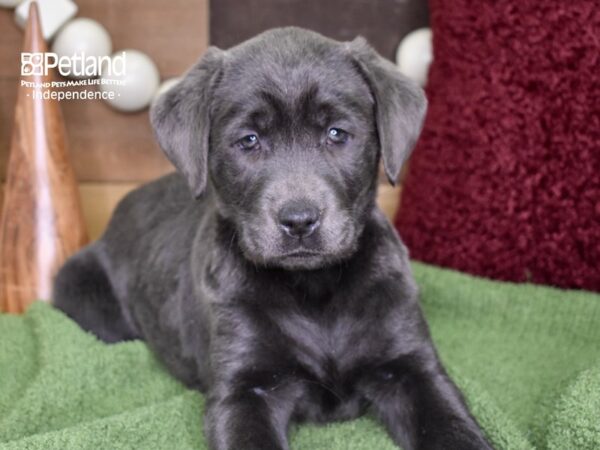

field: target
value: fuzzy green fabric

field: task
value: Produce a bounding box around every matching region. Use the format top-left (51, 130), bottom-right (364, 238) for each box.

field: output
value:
top-left (1, 263), bottom-right (599, 450)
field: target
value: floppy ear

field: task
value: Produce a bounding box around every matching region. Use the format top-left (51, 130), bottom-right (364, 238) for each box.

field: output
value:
top-left (347, 37), bottom-right (427, 185)
top-left (150, 47), bottom-right (224, 197)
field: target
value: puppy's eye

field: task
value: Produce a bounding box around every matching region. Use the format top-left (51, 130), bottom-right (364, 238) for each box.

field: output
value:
top-left (327, 127), bottom-right (349, 145)
top-left (238, 134), bottom-right (260, 150)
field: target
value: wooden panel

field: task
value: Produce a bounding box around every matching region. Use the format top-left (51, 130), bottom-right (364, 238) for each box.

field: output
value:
top-left (2, 181), bottom-right (401, 242)
top-left (377, 184), bottom-right (402, 222)
top-left (0, 12), bottom-right (21, 78)
top-left (79, 182), bottom-right (139, 240)
top-left (81, 182), bottom-right (401, 241)
top-left (211, 0), bottom-right (428, 61)
top-left (0, 0), bottom-right (208, 182)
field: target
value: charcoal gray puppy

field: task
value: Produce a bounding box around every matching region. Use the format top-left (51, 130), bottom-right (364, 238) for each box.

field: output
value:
top-left (53, 27), bottom-right (493, 450)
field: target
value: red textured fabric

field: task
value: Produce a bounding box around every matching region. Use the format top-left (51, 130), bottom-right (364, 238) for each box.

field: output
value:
top-left (395, 0), bottom-right (600, 291)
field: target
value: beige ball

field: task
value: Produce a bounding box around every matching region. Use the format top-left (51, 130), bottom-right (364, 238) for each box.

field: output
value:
top-left (100, 49), bottom-right (160, 112)
top-left (0, 0), bottom-right (23, 8)
top-left (396, 28), bottom-right (433, 87)
top-left (52, 18), bottom-right (112, 79)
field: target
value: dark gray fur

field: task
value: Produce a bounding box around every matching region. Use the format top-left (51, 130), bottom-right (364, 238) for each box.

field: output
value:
top-left (53, 28), bottom-right (492, 450)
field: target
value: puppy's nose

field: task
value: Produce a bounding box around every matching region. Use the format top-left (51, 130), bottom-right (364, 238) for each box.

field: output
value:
top-left (278, 200), bottom-right (320, 238)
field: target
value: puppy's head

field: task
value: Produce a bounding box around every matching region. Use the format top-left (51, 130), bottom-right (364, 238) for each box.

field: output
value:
top-left (151, 28), bottom-right (426, 270)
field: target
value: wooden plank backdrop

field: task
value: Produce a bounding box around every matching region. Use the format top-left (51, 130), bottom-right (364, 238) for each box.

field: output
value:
top-left (0, 182), bottom-right (400, 241)
top-left (1, 0), bottom-right (412, 239)
top-left (0, 0), bottom-right (208, 183)
top-left (211, 0), bottom-right (428, 63)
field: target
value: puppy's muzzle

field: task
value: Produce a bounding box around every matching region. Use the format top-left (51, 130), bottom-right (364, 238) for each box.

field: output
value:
top-left (277, 199), bottom-right (321, 239)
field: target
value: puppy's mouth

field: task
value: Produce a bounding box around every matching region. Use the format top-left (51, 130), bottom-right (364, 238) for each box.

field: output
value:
top-left (283, 250), bottom-right (321, 258)
top-left (276, 250), bottom-right (328, 270)
top-left (238, 216), bottom-right (359, 270)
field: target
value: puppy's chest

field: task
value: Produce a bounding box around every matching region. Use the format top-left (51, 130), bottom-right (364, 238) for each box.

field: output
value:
top-left (267, 309), bottom-right (391, 421)
top-left (276, 311), bottom-right (383, 369)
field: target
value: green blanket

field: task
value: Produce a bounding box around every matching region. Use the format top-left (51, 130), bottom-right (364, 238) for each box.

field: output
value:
top-left (1, 263), bottom-right (599, 449)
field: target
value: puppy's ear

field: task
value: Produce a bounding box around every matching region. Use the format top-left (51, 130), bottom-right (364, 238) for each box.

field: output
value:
top-left (150, 47), bottom-right (224, 197)
top-left (347, 37), bottom-right (427, 185)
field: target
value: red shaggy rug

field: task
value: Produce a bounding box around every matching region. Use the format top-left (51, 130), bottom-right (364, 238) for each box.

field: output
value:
top-left (395, 0), bottom-right (600, 291)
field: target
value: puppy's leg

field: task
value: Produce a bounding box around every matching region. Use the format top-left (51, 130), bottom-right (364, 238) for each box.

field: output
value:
top-left (53, 247), bottom-right (138, 343)
top-left (366, 354), bottom-right (493, 450)
top-left (204, 381), bottom-right (300, 450)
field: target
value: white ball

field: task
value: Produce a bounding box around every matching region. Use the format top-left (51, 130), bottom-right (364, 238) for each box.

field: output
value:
top-left (99, 49), bottom-right (160, 112)
top-left (152, 77), bottom-right (182, 104)
top-left (396, 28), bottom-right (433, 87)
top-left (0, 0), bottom-right (22, 8)
top-left (52, 18), bottom-right (112, 79)
top-left (15, 0), bottom-right (78, 40)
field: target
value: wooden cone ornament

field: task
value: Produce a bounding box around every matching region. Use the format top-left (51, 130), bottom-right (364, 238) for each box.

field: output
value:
top-left (0, 2), bottom-right (88, 313)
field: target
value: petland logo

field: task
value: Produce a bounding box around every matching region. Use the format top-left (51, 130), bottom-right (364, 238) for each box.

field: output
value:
top-left (21, 52), bottom-right (126, 78)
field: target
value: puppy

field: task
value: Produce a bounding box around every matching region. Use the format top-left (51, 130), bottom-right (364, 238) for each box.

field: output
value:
top-left (54, 28), bottom-right (493, 450)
